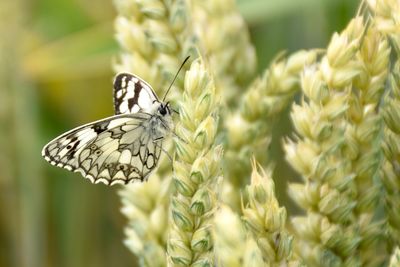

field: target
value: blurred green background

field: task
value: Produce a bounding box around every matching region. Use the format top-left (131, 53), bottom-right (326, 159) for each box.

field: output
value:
top-left (0, 0), bottom-right (358, 266)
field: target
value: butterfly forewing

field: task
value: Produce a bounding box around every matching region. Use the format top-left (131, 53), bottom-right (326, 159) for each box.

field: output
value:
top-left (113, 73), bottom-right (158, 115)
top-left (42, 113), bottom-right (162, 185)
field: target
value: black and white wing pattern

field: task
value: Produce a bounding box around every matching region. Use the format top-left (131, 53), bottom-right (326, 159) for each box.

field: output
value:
top-left (113, 73), bottom-right (158, 115)
top-left (42, 113), bottom-right (162, 185)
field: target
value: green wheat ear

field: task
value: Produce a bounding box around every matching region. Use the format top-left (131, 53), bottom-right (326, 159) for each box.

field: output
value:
top-left (213, 205), bottom-right (264, 267)
top-left (285, 17), bottom-right (367, 266)
top-left (345, 24), bottom-right (389, 265)
top-left (242, 159), bottom-right (300, 266)
top-left (168, 58), bottom-right (221, 266)
top-left (223, 50), bottom-right (317, 196)
top-left (389, 247), bottom-right (400, 267)
top-left (119, 175), bottom-right (171, 267)
top-left (369, 0), bottom-right (400, 252)
top-left (382, 62), bottom-right (400, 249)
top-left (114, 0), bottom-right (196, 264)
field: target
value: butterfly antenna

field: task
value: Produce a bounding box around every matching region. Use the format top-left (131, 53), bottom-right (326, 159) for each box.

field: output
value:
top-left (162, 56), bottom-right (190, 102)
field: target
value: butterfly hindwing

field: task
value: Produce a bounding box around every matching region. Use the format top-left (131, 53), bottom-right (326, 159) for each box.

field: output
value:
top-left (113, 73), bottom-right (158, 115)
top-left (42, 113), bottom-right (162, 185)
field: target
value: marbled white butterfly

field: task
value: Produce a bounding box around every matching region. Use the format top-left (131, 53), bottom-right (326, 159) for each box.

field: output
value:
top-left (42, 57), bottom-right (189, 185)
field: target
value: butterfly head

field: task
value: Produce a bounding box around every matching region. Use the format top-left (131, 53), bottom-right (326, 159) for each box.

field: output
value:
top-left (154, 101), bottom-right (174, 134)
top-left (157, 101), bottom-right (171, 116)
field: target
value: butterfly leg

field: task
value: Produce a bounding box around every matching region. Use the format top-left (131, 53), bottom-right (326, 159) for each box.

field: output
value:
top-left (171, 131), bottom-right (188, 144)
top-left (153, 141), bottom-right (174, 175)
top-left (171, 108), bottom-right (179, 115)
top-left (157, 119), bottom-right (188, 145)
top-left (153, 138), bottom-right (173, 164)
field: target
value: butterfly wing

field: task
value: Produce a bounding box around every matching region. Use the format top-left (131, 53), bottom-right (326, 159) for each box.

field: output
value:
top-left (42, 113), bottom-right (162, 185)
top-left (113, 73), bottom-right (159, 115)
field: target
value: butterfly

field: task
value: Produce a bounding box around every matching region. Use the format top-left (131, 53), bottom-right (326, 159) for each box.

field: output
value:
top-left (42, 57), bottom-right (189, 185)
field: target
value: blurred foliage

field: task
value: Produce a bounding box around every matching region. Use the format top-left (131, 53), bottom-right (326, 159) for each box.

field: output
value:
top-left (0, 0), bottom-right (358, 266)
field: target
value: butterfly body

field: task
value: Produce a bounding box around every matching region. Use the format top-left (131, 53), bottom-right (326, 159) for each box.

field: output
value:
top-left (42, 73), bottom-right (173, 185)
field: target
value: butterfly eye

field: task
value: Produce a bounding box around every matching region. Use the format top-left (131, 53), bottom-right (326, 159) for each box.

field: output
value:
top-left (159, 106), bottom-right (167, 116)
top-left (66, 145), bottom-right (72, 149)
